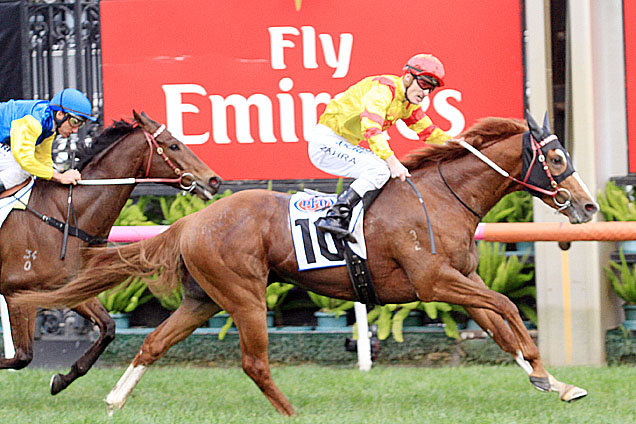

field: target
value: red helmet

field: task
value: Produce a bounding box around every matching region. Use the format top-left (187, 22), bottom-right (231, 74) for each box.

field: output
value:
top-left (403, 54), bottom-right (445, 87)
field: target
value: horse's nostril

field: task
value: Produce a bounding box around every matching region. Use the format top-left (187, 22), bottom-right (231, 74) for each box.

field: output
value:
top-left (209, 176), bottom-right (222, 188)
top-left (585, 203), bottom-right (598, 213)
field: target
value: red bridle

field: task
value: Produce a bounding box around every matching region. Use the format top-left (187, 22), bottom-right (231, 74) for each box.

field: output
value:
top-left (139, 124), bottom-right (194, 191)
top-left (78, 124), bottom-right (196, 191)
top-left (142, 124), bottom-right (181, 178)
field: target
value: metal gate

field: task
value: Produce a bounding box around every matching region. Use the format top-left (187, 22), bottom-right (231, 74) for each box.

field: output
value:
top-left (17, 0), bottom-right (103, 164)
top-left (24, 0), bottom-right (103, 130)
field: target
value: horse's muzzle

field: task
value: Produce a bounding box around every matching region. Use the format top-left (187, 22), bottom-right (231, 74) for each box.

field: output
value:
top-left (209, 176), bottom-right (222, 193)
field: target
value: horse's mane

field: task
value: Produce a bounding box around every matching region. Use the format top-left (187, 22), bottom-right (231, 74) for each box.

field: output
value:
top-left (76, 120), bottom-right (137, 171)
top-left (402, 117), bottom-right (527, 170)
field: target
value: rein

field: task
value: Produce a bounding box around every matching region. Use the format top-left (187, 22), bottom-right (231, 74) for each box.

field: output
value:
top-left (437, 161), bottom-right (482, 219)
top-left (459, 139), bottom-right (560, 197)
top-left (405, 178), bottom-right (437, 254)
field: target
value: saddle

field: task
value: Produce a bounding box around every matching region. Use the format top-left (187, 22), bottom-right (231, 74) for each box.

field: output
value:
top-left (0, 179), bottom-right (30, 199)
top-left (290, 190), bottom-right (383, 306)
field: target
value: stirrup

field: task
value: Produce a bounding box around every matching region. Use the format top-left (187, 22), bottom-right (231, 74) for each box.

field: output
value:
top-left (316, 219), bottom-right (357, 243)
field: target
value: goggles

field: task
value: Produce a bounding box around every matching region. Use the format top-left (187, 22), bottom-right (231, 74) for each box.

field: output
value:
top-left (67, 114), bottom-right (86, 128)
top-left (411, 74), bottom-right (438, 92)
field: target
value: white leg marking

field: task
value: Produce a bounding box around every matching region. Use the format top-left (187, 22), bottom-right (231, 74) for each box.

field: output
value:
top-left (514, 350), bottom-right (533, 375)
top-left (547, 373), bottom-right (588, 401)
top-left (105, 364), bottom-right (147, 416)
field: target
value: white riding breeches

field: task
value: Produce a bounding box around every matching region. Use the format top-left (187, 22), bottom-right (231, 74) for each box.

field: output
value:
top-left (307, 124), bottom-right (390, 197)
top-left (0, 145), bottom-right (31, 189)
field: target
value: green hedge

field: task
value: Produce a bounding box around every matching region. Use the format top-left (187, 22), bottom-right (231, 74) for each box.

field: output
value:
top-left (89, 329), bottom-right (636, 367)
top-left (93, 331), bottom-right (514, 367)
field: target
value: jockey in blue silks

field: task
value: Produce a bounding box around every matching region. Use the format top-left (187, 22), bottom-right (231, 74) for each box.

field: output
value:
top-left (0, 88), bottom-right (96, 191)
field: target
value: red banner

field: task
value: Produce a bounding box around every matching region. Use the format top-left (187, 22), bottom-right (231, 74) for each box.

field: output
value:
top-left (101, 0), bottom-right (523, 180)
top-left (625, 0), bottom-right (636, 173)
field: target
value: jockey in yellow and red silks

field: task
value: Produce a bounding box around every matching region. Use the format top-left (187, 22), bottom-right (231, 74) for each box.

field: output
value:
top-left (0, 88), bottom-right (96, 192)
top-left (307, 53), bottom-right (452, 242)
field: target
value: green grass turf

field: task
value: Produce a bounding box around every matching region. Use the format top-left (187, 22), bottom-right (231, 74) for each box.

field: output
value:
top-left (0, 365), bottom-right (634, 424)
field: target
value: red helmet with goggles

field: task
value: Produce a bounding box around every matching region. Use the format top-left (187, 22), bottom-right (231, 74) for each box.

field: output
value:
top-left (403, 54), bottom-right (445, 88)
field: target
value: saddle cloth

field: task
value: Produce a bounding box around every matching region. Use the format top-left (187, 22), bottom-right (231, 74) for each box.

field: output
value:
top-left (289, 192), bottom-right (367, 271)
top-left (0, 178), bottom-right (34, 227)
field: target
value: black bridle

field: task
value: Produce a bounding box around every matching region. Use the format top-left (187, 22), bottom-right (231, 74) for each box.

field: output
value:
top-left (439, 112), bottom-right (576, 219)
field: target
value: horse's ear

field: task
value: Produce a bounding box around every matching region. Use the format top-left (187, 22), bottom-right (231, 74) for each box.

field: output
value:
top-left (542, 111), bottom-right (552, 135)
top-left (132, 110), bottom-right (142, 123)
top-left (525, 109), bottom-right (544, 141)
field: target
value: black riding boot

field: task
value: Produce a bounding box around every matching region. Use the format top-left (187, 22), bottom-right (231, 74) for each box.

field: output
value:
top-left (316, 187), bottom-right (362, 242)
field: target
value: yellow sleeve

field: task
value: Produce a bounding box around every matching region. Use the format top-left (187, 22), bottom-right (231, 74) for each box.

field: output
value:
top-left (360, 85), bottom-right (394, 160)
top-left (10, 116), bottom-right (55, 180)
top-left (403, 107), bottom-right (451, 145)
top-left (35, 137), bottom-right (54, 168)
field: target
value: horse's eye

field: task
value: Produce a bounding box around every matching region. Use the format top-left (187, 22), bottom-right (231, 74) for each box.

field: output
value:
top-left (169, 144), bottom-right (180, 151)
top-left (551, 156), bottom-right (563, 166)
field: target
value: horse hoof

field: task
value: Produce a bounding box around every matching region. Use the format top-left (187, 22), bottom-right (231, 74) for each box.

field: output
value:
top-left (105, 394), bottom-right (126, 416)
top-left (106, 403), bottom-right (116, 417)
top-left (529, 375), bottom-right (551, 392)
top-left (50, 374), bottom-right (66, 396)
top-left (559, 384), bottom-right (588, 402)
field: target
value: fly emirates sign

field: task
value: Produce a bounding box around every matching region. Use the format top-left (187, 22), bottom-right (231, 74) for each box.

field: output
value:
top-left (100, 0), bottom-right (523, 180)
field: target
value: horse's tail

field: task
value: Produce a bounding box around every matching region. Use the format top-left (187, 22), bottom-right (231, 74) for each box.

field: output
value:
top-left (15, 220), bottom-right (187, 309)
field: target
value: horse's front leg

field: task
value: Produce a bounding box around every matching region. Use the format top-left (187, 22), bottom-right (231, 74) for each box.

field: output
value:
top-left (0, 298), bottom-right (36, 370)
top-left (461, 272), bottom-right (549, 386)
top-left (464, 306), bottom-right (548, 387)
top-left (49, 297), bottom-right (116, 395)
top-left (466, 305), bottom-right (587, 401)
top-left (416, 265), bottom-right (587, 401)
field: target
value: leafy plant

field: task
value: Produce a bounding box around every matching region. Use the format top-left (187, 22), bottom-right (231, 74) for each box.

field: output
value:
top-left (217, 312), bottom-right (234, 340)
top-left (307, 292), bottom-right (354, 317)
top-left (97, 277), bottom-right (154, 314)
top-left (356, 301), bottom-right (460, 342)
top-left (597, 181), bottom-right (636, 221)
top-left (266, 282), bottom-right (294, 311)
top-left (482, 191), bottom-right (533, 223)
top-left (605, 249), bottom-right (636, 304)
top-left (477, 241), bottom-right (537, 324)
top-left (113, 198), bottom-right (156, 226)
top-left (156, 287), bottom-right (183, 310)
top-left (364, 303), bottom-right (414, 342)
top-left (418, 302), bottom-right (460, 340)
top-left (159, 190), bottom-right (233, 224)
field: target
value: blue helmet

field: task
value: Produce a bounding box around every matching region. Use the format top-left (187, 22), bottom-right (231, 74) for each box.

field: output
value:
top-left (49, 88), bottom-right (97, 122)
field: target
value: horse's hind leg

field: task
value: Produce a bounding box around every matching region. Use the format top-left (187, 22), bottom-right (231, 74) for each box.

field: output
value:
top-left (0, 299), bottom-right (36, 370)
top-left (105, 293), bottom-right (221, 415)
top-left (232, 304), bottom-right (296, 416)
top-left (49, 297), bottom-right (116, 395)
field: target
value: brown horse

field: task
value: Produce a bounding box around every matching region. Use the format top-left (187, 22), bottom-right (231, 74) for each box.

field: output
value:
top-left (18, 115), bottom-right (598, 415)
top-left (1, 111), bottom-right (221, 395)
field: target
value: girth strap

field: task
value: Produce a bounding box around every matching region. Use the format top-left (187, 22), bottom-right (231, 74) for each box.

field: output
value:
top-left (340, 240), bottom-right (383, 306)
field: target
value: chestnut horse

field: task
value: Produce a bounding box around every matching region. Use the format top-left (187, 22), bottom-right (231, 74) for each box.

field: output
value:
top-left (19, 115), bottom-right (598, 415)
top-left (1, 111), bottom-right (221, 394)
